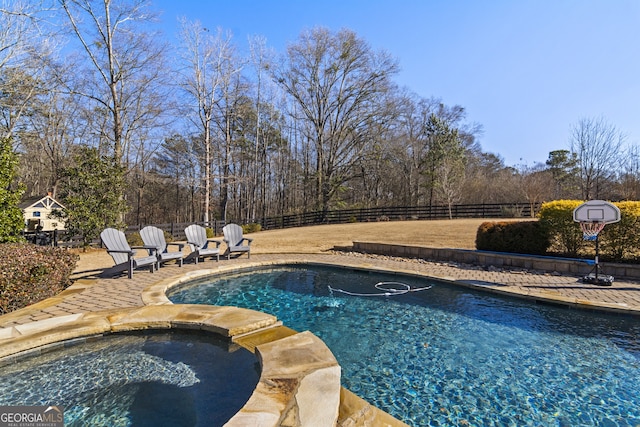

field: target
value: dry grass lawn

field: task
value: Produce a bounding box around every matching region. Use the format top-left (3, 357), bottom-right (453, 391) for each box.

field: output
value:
top-left (252, 218), bottom-right (494, 253)
top-left (74, 218), bottom-right (518, 273)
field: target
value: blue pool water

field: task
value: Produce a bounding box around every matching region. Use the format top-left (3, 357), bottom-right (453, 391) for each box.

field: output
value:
top-left (0, 330), bottom-right (259, 427)
top-left (169, 265), bottom-right (640, 427)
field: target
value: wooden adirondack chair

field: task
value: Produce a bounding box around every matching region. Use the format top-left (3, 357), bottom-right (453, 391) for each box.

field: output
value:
top-left (222, 223), bottom-right (252, 259)
top-left (100, 228), bottom-right (157, 279)
top-left (140, 225), bottom-right (184, 268)
top-left (184, 224), bottom-right (222, 264)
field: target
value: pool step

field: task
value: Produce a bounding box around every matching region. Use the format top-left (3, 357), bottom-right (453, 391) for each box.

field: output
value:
top-left (233, 324), bottom-right (298, 353)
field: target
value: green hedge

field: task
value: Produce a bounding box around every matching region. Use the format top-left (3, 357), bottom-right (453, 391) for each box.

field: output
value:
top-left (535, 200), bottom-right (640, 261)
top-left (537, 200), bottom-right (584, 256)
top-left (0, 243), bottom-right (79, 315)
top-left (476, 221), bottom-right (550, 255)
top-left (598, 201), bottom-right (640, 261)
top-left (242, 223), bottom-right (262, 234)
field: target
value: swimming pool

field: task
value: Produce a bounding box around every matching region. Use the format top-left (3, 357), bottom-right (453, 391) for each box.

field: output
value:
top-left (0, 330), bottom-right (260, 426)
top-left (169, 264), bottom-right (640, 426)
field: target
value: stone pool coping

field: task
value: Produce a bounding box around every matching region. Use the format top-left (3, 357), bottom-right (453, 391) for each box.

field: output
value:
top-left (0, 304), bottom-right (343, 426)
top-left (142, 258), bottom-right (640, 316)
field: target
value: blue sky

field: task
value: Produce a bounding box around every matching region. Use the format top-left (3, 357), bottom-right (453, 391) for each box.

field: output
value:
top-left (152, 0), bottom-right (640, 167)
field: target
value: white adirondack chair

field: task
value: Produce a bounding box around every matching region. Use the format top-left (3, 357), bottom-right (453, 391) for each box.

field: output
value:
top-left (100, 228), bottom-right (157, 279)
top-left (222, 223), bottom-right (252, 259)
top-left (140, 225), bottom-right (184, 268)
top-left (184, 224), bottom-right (222, 263)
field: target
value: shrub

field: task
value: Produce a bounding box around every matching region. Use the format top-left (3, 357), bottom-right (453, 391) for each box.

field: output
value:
top-left (537, 200), bottom-right (584, 256)
top-left (0, 243), bottom-right (79, 314)
top-left (536, 200), bottom-right (640, 261)
top-left (0, 137), bottom-right (25, 243)
top-left (127, 232), bottom-right (144, 246)
top-left (599, 201), bottom-right (640, 261)
top-left (126, 229), bottom-right (174, 247)
top-left (55, 146), bottom-right (127, 249)
top-left (205, 227), bottom-right (215, 238)
top-left (242, 223), bottom-right (262, 234)
top-left (476, 221), bottom-right (550, 255)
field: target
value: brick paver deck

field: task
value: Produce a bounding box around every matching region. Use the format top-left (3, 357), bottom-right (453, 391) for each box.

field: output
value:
top-left (2, 251), bottom-right (640, 328)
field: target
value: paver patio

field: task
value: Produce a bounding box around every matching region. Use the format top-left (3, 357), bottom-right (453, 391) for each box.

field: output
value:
top-left (2, 251), bottom-right (640, 328)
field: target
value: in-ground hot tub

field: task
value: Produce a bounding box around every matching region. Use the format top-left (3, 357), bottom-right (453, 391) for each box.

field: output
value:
top-left (0, 329), bottom-right (259, 426)
top-left (0, 304), bottom-right (342, 427)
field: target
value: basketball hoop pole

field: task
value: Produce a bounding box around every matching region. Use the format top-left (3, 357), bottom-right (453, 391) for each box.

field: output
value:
top-left (593, 232), bottom-right (601, 282)
top-left (583, 224), bottom-right (610, 285)
top-left (573, 200), bottom-right (620, 286)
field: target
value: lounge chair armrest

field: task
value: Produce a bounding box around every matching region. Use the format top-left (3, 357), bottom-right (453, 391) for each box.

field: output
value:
top-left (107, 249), bottom-right (134, 255)
top-left (132, 245), bottom-right (157, 255)
top-left (107, 249), bottom-right (135, 261)
top-left (243, 237), bottom-right (253, 245)
top-left (186, 240), bottom-right (202, 250)
top-left (206, 239), bottom-right (223, 248)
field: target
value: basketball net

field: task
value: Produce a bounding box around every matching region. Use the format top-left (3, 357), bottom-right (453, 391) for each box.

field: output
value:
top-left (580, 221), bottom-right (605, 241)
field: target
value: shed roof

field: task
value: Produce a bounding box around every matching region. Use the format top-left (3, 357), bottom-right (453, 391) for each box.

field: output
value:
top-left (19, 195), bottom-right (65, 210)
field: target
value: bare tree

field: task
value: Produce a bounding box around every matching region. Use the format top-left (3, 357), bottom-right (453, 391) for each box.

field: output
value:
top-left (58, 0), bottom-right (170, 166)
top-left (153, 134), bottom-right (202, 222)
top-left (615, 144), bottom-right (640, 200)
top-left (0, 0), bottom-right (53, 139)
top-left (247, 35), bottom-right (273, 221)
top-left (213, 68), bottom-right (249, 223)
top-left (462, 152), bottom-right (519, 204)
top-left (394, 93), bottom-right (438, 205)
top-left (18, 87), bottom-right (84, 198)
top-left (177, 21), bottom-right (241, 223)
top-left (517, 163), bottom-right (554, 217)
top-left (436, 147), bottom-right (466, 219)
top-left (272, 27), bottom-right (399, 214)
top-left (569, 117), bottom-right (625, 200)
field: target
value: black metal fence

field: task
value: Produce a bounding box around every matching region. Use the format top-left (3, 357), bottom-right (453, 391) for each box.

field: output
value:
top-left (40, 202), bottom-right (540, 247)
top-left (257, 202), bottom-right (540, 230)
top-left (124, 220), bottom-right (227, 240)
top-left (34, 221), bottom-right (227, 248)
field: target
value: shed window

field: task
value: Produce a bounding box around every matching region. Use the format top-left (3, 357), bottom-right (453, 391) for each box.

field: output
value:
top-left (33, 211), bottom-right (41, 217)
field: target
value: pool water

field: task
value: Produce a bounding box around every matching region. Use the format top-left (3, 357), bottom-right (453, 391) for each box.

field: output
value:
top-left (0, 330), bottom-right (260, 427)
top-left (169, 265), bottom-right (640, 427)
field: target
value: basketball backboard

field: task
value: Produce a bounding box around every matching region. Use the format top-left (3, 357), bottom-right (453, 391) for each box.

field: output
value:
top-left (573, 200), bottom-right (620, 224)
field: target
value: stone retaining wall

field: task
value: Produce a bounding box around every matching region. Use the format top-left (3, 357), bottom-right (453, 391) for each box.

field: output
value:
top-left (352, 241), bottom-right (640, 280)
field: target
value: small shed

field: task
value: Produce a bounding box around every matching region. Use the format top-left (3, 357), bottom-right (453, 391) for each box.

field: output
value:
top-left (19, 194), bottom-right (66, 232)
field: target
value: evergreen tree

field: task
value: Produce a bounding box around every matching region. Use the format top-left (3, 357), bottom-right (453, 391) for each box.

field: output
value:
top-left (422, 114), bottom-right (465, 209)
top-left (55, 146), bottom-right (127, 248)
top-left (546, 149), bottom-right (580, 199)
top-left (0, 137), bottom-right (25, 243)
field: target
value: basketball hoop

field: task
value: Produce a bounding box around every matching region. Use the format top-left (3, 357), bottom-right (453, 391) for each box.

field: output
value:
top-left (573, 200), bottom-right (620, 286)
top-left (580, 220), bottom-right (605, 241)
